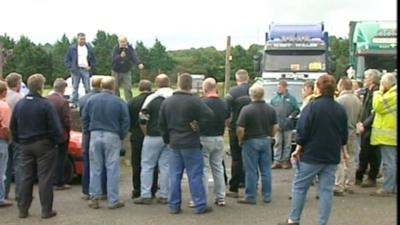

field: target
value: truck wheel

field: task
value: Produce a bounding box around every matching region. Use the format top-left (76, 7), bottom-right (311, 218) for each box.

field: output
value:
top-left (64, 158), bottom-right (74, 184)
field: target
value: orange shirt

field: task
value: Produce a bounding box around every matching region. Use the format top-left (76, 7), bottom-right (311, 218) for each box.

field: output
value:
top-left (0, 98), bottom-right (11, 141)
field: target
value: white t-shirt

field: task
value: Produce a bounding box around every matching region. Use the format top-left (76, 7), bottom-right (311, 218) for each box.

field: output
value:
top-left (77, 45), bottom-right (89, 68)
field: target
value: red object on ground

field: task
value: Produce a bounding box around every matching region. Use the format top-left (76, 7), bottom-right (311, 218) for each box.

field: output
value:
top-left (68, 130), bottom-right (83, 176)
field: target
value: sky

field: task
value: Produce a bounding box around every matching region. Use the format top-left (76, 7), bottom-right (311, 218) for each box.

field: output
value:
top-left (0, 0), bottom-right (397, 50)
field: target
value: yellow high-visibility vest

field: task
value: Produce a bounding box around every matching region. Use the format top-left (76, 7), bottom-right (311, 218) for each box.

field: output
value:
top-left (371, 85), bottom-right (397, 146)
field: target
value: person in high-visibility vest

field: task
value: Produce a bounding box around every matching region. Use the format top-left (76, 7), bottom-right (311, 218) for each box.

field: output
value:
top-left (370, 72), bottom-right (397, 197)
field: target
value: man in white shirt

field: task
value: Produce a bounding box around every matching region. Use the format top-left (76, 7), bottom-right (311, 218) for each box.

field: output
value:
top-left (64, 33), bottom-right (96, 107)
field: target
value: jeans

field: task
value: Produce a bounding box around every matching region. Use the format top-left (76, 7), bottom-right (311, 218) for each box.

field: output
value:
top-left (0, 140), bottom-right (8, 203)
top-left (140, 136), bottom-right (170, 198)
top-left (71, 69), bottom-right (90, 105)
top-left (112, 70), bottom-right (132, 101)
top-left (169, 147), bottom-right (207, 213)
top-left (335, 134), bottom-right (357, 191)
top-left (4, 142), bottom-right (21, 199)
top-left (289, 161), bottom-right (337, 225)
top-left (89, 131), bottom-right (121, 207)
top-left (200, 136), bottom-right (225, 200)
top-left (130, 135), bottom-right (158, 197)
top-left (82, 132), bottom-right (107, 195)
top-left (380, 145), bottom-right (397, 193)
top-left (274, 130), bottom-right (292, 163)
top-left (242, 137), bottom-right (272, 202)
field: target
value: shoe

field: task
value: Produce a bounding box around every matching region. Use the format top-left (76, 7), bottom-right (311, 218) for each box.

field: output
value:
top-left (41, 210), bottom-right (57, 219)
top-left (54, 184), bottom-right (72, 191)
top-left (18, 211), bottom-right (29, 218)
top-left (263, 199), bottom-right (271, 203)
top-left (169, 208), bottom-right (182, 214)
top-left (157, 197), bottom-right (168, 204)
top-left (215, 198), bottom-right (225, 206)
top-left (226, 191), bottom-right (239, 198)
top-left (355, 179), bottom-right (362, 186)
top-left (88, 199), bottom-right (100, 209)
top-left (81, 194), bottom-right (90, 200)
top-left (195, 206), bottom-right (213, 214)
top-left (345, 189), bottom-right (355, 194)
top-left (237, 198), bottom-right (256, 205)
top-left (277, 220), bottom-right (299, 225)
top-left (281, 162), bottom-right (291, 169)
top-left (370, 189), bottom-right (394, 197)
top-left (108, 201), bottom-right (125, 209)
top-left (133, 197), bottom-right (153, 205)
top-left (271, 162), bottom-right (282, 169)
top-left (188, 200), bottom-right (195, 208)
top-left (361, 179), bottom-right (377, 188)
top-left (0, 200), bottom-right (13, 207)
top-left (131, 190), bottom-right (140, 199)
top-left (333, 190), bottom-right (344, 196)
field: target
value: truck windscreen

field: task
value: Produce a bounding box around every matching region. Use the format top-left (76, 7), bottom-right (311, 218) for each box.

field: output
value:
top-left (264, 50), bottom-right (326, 72)
top-left (263, 82), bottom-right (303, 107)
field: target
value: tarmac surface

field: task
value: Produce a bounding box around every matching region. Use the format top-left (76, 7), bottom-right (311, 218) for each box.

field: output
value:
top-left (0, 153), bottom-right (396, 225)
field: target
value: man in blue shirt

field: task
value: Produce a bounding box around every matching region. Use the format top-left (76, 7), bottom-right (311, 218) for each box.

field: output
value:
top-left (82, 76), bottom-right (129, 210)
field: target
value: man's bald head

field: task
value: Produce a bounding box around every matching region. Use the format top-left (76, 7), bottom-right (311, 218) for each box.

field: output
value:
top-left (118, 35), bottom-right (128, 48)
top-left (202, 77), bottom-right (217, 95)
top-left (155, 74), bottom-right (170, 88)
top-left (235, 69), bottom-right (249, 84)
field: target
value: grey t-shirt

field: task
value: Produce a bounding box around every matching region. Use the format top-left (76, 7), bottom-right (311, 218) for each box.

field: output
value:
top-left (237, 100), bottom-right (277, 140)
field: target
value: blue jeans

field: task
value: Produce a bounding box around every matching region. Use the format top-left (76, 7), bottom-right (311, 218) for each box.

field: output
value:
top-left (140, 136), bottom-right (170, 198)
top-left (380, 145), bottom-right (397, 193)
top-left (0, 140), bottom-right (8, 203)
top-left (200, 136), bottom-right (225, 200)
top-left (274, 130), bottom-right (292, 163)
top-left (82, 132), bottom-right (107, 195)
top-left (89, 131), bottom-right (121, 207)
top-left (242, 137), bottom-right (272, 202)
top-left (289, 161), bottom-right (337, 225)
top-left (71, 69), bottom-right (90, 104)
top-left (169, 147), bottom-right (207, 213)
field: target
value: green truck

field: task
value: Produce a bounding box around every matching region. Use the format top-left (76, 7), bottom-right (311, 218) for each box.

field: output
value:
top-left (349, 21), bottom-right (397, 80)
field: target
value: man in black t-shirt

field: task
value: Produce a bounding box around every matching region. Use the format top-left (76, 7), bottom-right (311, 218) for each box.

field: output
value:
top-left (225, 69), bottom-right (251, 197)
top-left (127, 80), bottom-right (158, 199)
top-left (236, 84), bottom-right (278, 204)
top-left (200, 77), bottom-right (229, 206)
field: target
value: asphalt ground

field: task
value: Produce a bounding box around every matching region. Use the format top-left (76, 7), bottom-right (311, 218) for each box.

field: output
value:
top-left (0, 153), bottom-right (396, 225)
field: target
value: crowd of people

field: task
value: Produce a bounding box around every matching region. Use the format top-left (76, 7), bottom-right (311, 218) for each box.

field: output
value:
top-left (0, 33), bottom-right (397, 225)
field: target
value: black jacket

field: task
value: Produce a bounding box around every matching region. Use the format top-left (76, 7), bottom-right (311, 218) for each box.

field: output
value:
top-left (159, 91), bottom-right (214, 149)
top-left (11, 93), bottom-right (64, 145)
top-left (360, 85), bottom-right (378, 141)
top-left (296, 95), bottom-right (348, 164)
top-left (111, 44), bottom-right (141, 73)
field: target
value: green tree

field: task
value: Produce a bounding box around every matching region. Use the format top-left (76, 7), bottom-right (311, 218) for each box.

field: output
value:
top-left (92, 30), bottom-right (118, 75)
top-left (148, 39), bottom-right (175, 77)
top-left (52, 34), bottom-right (70, 78)
top-left (132, 41), bottom-right (150, 82)
top-left (329, 36), bottom-right (349, 77)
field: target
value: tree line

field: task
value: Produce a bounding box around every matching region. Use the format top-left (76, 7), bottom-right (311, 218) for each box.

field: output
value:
top-left (0, 31), bottom-right (349, 85)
